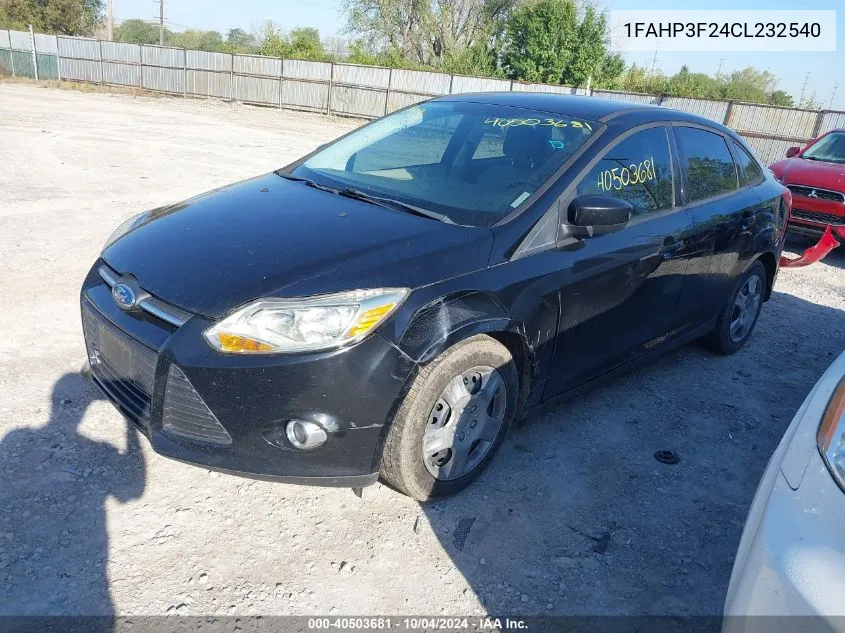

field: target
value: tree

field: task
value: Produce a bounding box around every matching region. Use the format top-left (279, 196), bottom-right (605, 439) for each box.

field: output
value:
top-left (114, 18), bottom-right (166, 44)
top-left (767, 90), bottom-right (794, 107)
top-left (171, 29), bottom-right (224, 52)
top-left (0, 0), bottom-right (103, 35)
top-left (288, 27), bottom-right (327, 60)
top-left (664, 65), bottom-right (721, 99)
top-left (500, 0), bottom-right (576, 83)
top-left (224, 28), bottom-right (257, 53)
top-left (500, 0), bottom-right (620, 87)
top-left (256, 22), bottom-right (331, 61)
top-left (344, 0), bottom-right (516, 67)
top-left (719, 67), bottom-right (777, 103)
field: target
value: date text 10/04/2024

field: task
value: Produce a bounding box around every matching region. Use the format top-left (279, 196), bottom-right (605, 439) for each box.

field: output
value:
top-left (306, 617), bottom-right (529, 630)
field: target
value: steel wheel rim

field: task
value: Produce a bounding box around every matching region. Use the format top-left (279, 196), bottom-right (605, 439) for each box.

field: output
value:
top-left (729, 274), bottom-right (762, 343)
top-left (422, 365), bottom-right (507, 481)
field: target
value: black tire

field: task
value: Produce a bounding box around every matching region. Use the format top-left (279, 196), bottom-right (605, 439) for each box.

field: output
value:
top-left (703, 260), bottom-right (767, 355)
top-left (379, 334), bottom-right (518, 501)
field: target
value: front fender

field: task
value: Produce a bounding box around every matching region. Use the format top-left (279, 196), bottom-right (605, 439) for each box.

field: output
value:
top-left (396, 291), bottom-right (526, 364)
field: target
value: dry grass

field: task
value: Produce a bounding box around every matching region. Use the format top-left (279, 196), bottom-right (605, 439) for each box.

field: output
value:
top-left (0, 75), bottom-right (167, 99)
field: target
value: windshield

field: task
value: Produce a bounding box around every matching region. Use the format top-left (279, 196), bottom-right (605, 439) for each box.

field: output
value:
top-left (290, 101), bottom-right (596, 227)
top-left (802, 132), bottom-right (845, 164)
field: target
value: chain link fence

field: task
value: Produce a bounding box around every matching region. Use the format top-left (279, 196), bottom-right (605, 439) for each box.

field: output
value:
top-left (2, 28), bottom-right (843, 165)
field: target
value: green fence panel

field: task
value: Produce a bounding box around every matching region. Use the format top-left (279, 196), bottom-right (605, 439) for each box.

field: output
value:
top-left (36, 52), bottom-right (59, 80)
top-left (0, 49), bottom-right (11, 76)
top-left (10, 50), bottom-right (34, 78)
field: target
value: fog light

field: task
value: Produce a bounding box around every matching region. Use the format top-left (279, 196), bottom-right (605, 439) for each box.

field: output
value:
top-left (285, 420), bottom-right (328, 450)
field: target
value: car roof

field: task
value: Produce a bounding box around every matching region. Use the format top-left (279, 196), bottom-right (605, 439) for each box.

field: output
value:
top-left (434, 92), bottom-right (734, 132)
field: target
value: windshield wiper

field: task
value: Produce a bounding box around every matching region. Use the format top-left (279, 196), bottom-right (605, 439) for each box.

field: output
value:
top-left (336, 188), bottom-right (456, 224)
top-left (277, 173), bottom-right (455, 224)
top-left (276, 172), bottom-right (340, 194)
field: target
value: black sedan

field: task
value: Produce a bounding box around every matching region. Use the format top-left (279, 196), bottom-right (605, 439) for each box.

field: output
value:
top-left (81, 93), bottom-right (790, 500)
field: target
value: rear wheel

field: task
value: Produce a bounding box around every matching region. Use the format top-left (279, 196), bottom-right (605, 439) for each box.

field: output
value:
top-left (379, 335), bottom-right (518, 501)
top-left (704, 260), bottom-right (766, 355)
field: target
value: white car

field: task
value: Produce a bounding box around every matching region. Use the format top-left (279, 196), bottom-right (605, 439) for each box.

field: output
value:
top-left (723, 349), bottom-right (845, 632)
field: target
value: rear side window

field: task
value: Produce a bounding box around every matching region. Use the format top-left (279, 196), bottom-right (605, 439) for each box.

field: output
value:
top-left (729, 139), bottom-right (764, 187)
top-left (677, 127), bottom-right (738, 202)
top-left (575, 126), bottom-right (674, 216)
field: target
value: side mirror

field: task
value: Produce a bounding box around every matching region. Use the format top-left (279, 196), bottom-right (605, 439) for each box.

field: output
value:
top-left (786, 146), bottom-right (801, 158)
top-left (568, 195), bottom-right (633, 236)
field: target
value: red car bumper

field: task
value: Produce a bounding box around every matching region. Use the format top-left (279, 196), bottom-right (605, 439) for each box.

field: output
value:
top-left (787, 193), bottom-right (845, 240)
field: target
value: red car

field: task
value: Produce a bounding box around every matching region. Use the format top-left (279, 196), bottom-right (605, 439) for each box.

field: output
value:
top-left (769, 128), bottom-right (845, 241)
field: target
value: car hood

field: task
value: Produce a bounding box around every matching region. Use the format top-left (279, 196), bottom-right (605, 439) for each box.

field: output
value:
top-left (102, 173), bottom-right (493, 318)
top-left (770, 157), bottom-right (845, 190)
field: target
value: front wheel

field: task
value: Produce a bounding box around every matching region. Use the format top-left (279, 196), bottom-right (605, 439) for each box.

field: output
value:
top-left (704, 260), bottom-right (767, 355)
top-left (379, 335), bottom-right (518, 501)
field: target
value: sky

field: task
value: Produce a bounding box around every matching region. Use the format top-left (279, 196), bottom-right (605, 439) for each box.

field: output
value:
top-left (112, 0), bottom-right (844, 110)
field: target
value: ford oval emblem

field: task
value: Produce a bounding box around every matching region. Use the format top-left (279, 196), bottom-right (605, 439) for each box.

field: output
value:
top-left (112, 283), bottom-right (137, 310)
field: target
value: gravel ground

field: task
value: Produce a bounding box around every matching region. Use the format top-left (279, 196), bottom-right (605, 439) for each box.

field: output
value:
top-left (0, 82), bottom-right (843, 619)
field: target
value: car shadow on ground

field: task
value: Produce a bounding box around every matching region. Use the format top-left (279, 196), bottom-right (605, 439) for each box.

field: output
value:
top-left (419, 289), bottom-right (844, 620)
top-left (0, 372), bottom-right (145, 622)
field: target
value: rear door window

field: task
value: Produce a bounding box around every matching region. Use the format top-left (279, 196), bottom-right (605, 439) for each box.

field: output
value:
top-left (575, 126), bottom-right (674, 216)
top-left (729, 139), bottom-right (764, 187)
top-left (677, 127), bottom-right (739, 202)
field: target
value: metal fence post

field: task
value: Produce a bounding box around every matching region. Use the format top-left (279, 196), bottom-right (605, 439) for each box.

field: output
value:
top-left (384, 67), bottom-right (392, 115)
top-left (28, 24), bottom-right (38, 80)
top-left (9, 31), bottom-right (16, 77)
top-left (327, 61), bottom-right (334, 115)
top-left (183, 48), bottom-right (188, 97)
top-left (279, 58), bottom-right (285, 110)
top-left (723, 101), bottom-right (734, 127)
top-left (228, 52), bottom-right (234, 101)
top-left (99, 40), bottom-right (104, 84)
top-left (55, 35), bottom-right (61, 81)
top-left (811, 110), bottom-right (826, 139)
top-left (448, 74), bottom-right (454, 94)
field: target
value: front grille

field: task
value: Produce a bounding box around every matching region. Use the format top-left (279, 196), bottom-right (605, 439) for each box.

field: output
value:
top-left (162, 364), bottom-right (232, 445)
top-left (791, 208), bottom-right (845, 226)
top-left (98, 264), bottom-right (192, 327)
top-left (786, 185), bottom-right (845, 203)
top-left (82, 300), bottom-right (158, 430)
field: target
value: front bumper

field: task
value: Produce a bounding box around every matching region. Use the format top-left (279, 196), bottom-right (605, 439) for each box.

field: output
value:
top-left (80, 262), bottom-right (417, 486)
top-left (723, 350), bottom-right (845, 631)
top-left (722, 452), bottom-right (845, 630)
top-left (788, 200), bottom-right (845, 241)
top-left (788, 220), bottom-right (845, 241)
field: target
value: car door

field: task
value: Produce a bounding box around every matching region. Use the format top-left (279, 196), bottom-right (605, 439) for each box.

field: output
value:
top-left (543, 124), bottom-right (697, 398)
top-left (671, 126), bottom-right (762, 328)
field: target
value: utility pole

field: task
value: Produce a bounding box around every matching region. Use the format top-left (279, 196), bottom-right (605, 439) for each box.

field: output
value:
top-left (650, 50), bottom-right (658, 75)
top-left (107, 0), bottom-right (114, 41)
top-left (158, 0), bottom-right (164, 46)
top-left (799, 72), bottom-right (811, 105)
top-left (830, 84), bottom-right (839, 109)
top-left (716, 58), bottom-right (724, 75)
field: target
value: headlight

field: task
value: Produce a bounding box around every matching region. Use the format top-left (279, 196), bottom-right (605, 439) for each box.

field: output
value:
top-left (204, 288), bottom-right (409, 354)
top-left (102, 211), bottom-right (149, 251)
top-left (817, 376), bottom-right (845, 491)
